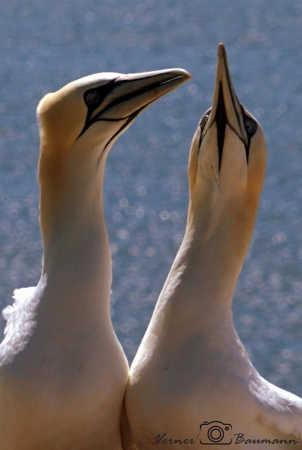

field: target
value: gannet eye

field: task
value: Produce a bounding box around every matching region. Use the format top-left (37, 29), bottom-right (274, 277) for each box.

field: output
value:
top-left (84, 89), bottom-right (102, 108)
top-left (244, 116), bottom-right (257, 137)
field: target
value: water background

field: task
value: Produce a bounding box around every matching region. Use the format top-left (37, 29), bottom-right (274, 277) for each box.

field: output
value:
top-left (0, 0), bottom-right (301, 396)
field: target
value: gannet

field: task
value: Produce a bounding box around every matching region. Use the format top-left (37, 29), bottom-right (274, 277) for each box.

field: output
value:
top-left (123, 44), bottom-right (302, 450)
top-left (0, 68), bottom-right (190, 450)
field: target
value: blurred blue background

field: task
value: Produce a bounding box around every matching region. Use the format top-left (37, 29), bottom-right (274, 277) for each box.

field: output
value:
top-left (0, 0), bottom-right (301, 396)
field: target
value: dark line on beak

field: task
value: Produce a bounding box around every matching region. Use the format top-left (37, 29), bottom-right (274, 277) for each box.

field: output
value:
top-left (207, 84), bottom-right (249, 171)
top-left (223, 63), bottom-right (243, 137)
top-left (216, 83), bottom-right (226, 171)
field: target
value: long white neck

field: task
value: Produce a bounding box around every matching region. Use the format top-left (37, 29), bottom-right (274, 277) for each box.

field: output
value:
top-left (151, 201), bottom-right (256, 349)
top-left (37, 145), bottom-right (112, 327)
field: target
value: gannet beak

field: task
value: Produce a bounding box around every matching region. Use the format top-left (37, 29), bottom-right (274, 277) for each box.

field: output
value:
top-left (79, 68), bottom-right (191, 137)
top-left (206, 43), bottom-right (248, 170)
top-left (104, 68), bottom-right (191, 118)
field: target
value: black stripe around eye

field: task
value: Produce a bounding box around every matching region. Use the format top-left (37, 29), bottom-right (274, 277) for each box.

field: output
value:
top-left (78, 80), bottom-right (118, 138)
top-left (83, 79), bottom-right (117, 112)
top-left (244, 117), bottom-right (257, 137)
top-left (84, 89), bottom-right (102, 107)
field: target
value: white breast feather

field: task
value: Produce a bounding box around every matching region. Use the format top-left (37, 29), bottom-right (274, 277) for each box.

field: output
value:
top-left (0, 286), bottom-right (38, 365)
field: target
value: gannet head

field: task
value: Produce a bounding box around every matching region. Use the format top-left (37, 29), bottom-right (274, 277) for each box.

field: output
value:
top-left (37, 68), bottom-right (191, 163)
top-left (36, 68), bottom-right (190, 253)
top-left (187, 43), bottom-right (266, 259)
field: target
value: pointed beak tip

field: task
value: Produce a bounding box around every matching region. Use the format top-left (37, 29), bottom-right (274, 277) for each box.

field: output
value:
top-left (183, 69), bottom-right (192, 81)
top-left (171, 68), bottom-right (192, 82)
top-left (217, 42), bottom-right (226, 56)
top-left (216, 43), bottom-right (228, 73)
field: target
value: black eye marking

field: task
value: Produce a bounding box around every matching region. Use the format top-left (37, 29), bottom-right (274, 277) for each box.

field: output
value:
top-left (244, 116), bottom-right (257, 137)
top-left (78, 79), bottom-right (118, 138)
top-left (83, 80), bottom-right (116, 113)
top-left (84, 88), bottom-right (103, 108)
top-left (240, 106), bottom-right (258, 163)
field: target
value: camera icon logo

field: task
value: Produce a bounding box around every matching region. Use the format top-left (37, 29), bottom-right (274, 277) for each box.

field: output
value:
top-left (200, 420), bottom-right (233, 445)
